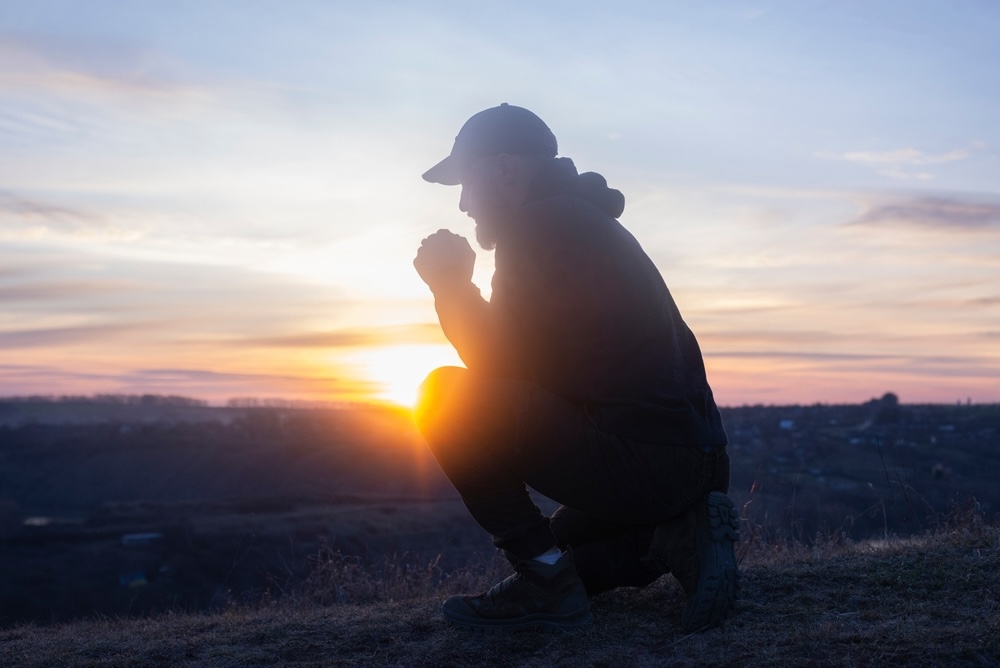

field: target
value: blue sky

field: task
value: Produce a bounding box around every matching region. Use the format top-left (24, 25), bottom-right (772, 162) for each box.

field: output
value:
top-left (1, 1), bottom-right (998, 405)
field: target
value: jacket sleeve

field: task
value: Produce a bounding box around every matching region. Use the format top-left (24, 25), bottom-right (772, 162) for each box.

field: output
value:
top-left (431, 281), bottom-right (515, 377)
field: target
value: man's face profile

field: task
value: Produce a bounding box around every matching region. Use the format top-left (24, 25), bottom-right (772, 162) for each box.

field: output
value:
top-left (459, 156), bottom-right (510, 251)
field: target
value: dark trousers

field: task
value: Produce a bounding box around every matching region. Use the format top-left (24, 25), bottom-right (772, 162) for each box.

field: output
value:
top-left (415, 366), bottom-right (729, 593)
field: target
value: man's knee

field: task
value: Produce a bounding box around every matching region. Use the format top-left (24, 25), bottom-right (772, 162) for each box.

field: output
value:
top-left (414, 366), bottom-right (468, 441)
top-left (418, 366), bottom-right (467, 401)
top-left (415, 366), bottom-right (516, 455)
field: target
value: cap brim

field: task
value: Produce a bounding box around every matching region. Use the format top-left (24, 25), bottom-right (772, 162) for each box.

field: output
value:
top-left (422, 155), bottom-right (461, 186)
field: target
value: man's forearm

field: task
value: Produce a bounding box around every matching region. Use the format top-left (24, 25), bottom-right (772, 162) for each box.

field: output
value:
top-left (433, 282), bottom-right (506, 375)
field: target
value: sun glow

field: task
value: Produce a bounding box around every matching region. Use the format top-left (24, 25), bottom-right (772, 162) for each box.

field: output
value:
top-left (352, 344), bottom-right (462, 408)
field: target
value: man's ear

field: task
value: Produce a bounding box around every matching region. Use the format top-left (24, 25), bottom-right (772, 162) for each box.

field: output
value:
top-left (495, 154), bottom-right (518, 185)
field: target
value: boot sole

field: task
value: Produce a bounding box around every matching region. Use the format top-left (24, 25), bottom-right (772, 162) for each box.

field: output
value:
top-left (681, 491), bottom-right (741, 632)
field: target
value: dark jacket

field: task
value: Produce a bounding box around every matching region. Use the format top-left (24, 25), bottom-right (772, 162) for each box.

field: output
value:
top-left (433, 157), bottom-right (727, 448)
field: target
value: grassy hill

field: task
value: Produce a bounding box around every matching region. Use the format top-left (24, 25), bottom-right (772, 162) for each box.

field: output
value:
top-left (2, 512), bottom-right (997, 667)
top-left (1, 397), bottom-right (999, 633)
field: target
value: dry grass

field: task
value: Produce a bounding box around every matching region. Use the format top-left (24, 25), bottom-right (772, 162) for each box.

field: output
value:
top-left (298, 546), bottom-right (509, 606)
top-left (3, 510), bottom-right (998, 668)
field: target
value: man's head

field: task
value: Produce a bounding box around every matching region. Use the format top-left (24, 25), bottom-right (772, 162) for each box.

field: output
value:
top-left (423, 104), bottom-right (557, 186)
top-left (424, 104), bottom-right (557, 249)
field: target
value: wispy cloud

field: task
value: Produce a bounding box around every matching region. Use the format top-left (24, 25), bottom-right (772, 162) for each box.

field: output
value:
top-left (0, 34), bottom-right (203, 99)
top-left (820, 147), bottom-right (972, 166)
top-left (847, 195), bottom-right (1000, 232)
top-left (0, 192), bottom-right (97, 222)
top-left (0, 364), bottom-right (368, 402)
top-left (127, 367), bottom-right (347, 387)
top-left (816, 144), bottom-right (982, 180)
top-left (0, 322), bottom-right (158, 348)
top-left (700, 329), bottom-right (857, 348)
top-left (707, 350), bottom-right (884, 362)
top-left (0, 192), bottom-right (139, 239)
top-left (876, 169), bottom-right (934, 182)
top-left (707, 348), bottom-right (998, 372)
top-left (0, 280), bottom-right (135, 302)
top-left (238, 324), bottom-right (445, 349)
top-left (123, 368), bottom-right (374, 403)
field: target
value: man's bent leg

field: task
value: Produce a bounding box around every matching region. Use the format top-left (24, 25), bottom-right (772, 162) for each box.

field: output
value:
top-left (550, 505), bottom-right (660, 595)
top-left (415, 366), bottom-right (557, 560)
top-left (646, 448), bottom-right (739, 631)
top-left (417, 366), bottom-right (736, 629)
top-left (415, 366), bottom-right (589, 630)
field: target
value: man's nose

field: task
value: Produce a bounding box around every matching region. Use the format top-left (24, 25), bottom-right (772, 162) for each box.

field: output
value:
top-left (458, 186), bottom-right (468, 213)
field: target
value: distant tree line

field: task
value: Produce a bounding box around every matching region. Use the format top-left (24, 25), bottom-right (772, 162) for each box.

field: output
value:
top-left (0, 394), bottom-right (365, 410)
top-left (225, 397), bottom-right (347, 409)
top-left (0, 394), bottom-right (208, 407)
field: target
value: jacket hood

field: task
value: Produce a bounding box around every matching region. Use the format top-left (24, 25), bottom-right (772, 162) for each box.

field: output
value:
top-left (525, 157), bottom-right (626, 219)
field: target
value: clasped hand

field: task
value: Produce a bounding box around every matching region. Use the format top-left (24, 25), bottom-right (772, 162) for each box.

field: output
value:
top-left (413, 229), bottom-right (476, 292)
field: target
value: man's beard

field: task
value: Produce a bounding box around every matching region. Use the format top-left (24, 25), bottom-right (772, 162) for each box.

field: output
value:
top-left (474, 219), bottom-right (499, 251)
top-left (470, 187), bottom-right (513, 251)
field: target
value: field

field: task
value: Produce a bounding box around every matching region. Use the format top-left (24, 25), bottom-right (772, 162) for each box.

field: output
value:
top-left (0, 396), bottom-right (998, 638)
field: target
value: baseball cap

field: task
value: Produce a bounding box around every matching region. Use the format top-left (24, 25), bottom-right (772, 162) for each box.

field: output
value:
top-left (422, 103), bottom-right (558, 185)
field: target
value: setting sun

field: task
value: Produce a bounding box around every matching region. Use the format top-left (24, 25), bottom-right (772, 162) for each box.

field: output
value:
top-left (351, 344), bottom-right (462, 408)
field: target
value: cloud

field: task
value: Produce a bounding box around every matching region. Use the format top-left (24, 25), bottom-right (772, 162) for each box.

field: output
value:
top-left (816, 144), bottom-right (981, 181)
top-left (0, 33), bottom-right (239, 153)
top-left (126, 367), bottom-right (327, 385)
top-left (819, 147), bottom-right (972, 166)
top-left (0, 280), bottom-right (134, 302)
top-left (0, 192), bottom-right (140, 239)
top-left (876, 169), bottom-right (934, 182)
top-left (699, 330), bottom-right (852, 349)
top-left (0, 322), bottom-right (158, 348)
top-left (237, 324), bottom-right (445, 348)
top-left (0, 33), bottom-right (200, 99)
top-left (0, 364), bottom-right (368, 403)
top-left (0, 363), bottom-right (154, 385)
top-left (707, 350), bottom-right (882, 362)
top-left (706, 350), bottom-right (998, 379)
top-left (0, 192), bottom-right (98, 222)
top-left (847, 196), bottom-right (1000, 232)
top-left (120, 368), bottom-right (374, 403)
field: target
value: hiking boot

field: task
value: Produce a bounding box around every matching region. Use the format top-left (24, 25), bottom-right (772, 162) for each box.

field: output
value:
top-left (442, 553), bottom-right (592, 631)
top-left (649, 491), bottom-right (741, 632)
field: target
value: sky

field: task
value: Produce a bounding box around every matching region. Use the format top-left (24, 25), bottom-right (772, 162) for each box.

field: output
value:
top-left (1, 1), bottom-right (998, 407)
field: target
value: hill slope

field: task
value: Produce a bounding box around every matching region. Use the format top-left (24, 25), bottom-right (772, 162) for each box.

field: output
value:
top-left (3, 522), bottom-right (997, 668)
